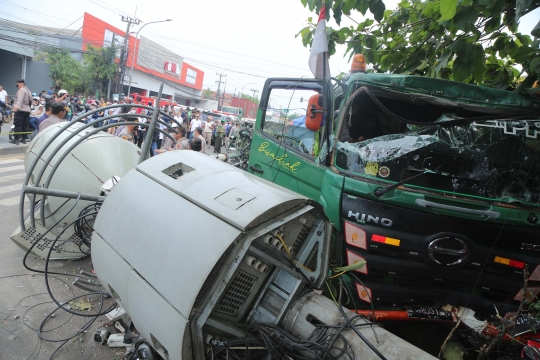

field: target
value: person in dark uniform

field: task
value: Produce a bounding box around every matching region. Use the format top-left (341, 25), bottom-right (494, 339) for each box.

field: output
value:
top-left (10, 79), bottom-right (33, 145)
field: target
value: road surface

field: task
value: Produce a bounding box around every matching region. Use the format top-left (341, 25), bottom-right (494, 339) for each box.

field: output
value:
top-left (0, 154), bottom-right (119, 360)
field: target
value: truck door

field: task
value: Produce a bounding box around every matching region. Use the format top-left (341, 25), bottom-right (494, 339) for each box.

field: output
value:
top-left (247, 78), bottom-right (330, 201)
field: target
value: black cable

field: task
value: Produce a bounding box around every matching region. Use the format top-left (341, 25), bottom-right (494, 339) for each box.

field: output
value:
top-left (19, 195), bottom-right (114, 359)
top-left (42, 212), bottom-right (115, 317)
top-left (348, 273), bottom-right (378, 326)
top-left (337, 277), bottom-right (387, 360)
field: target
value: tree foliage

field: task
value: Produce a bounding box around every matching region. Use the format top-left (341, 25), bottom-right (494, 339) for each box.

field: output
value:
top-left (297, 0), bottom-right (540, 93)
top-left (241, 93), bottom-right (260, 104)
top-left (35, 47), bottom-right (85, 93)
top-left (84, 45), bottom-right (117, 98)
top-left (203, 88), bottom-right (213, 99)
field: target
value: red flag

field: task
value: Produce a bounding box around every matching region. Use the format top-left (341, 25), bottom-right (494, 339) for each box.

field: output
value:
top-left (309, 6), bottom-right (330, 80)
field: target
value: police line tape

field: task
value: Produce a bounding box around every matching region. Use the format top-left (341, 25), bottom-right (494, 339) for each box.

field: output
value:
top-left (0, 131), bottom-right (33, 135)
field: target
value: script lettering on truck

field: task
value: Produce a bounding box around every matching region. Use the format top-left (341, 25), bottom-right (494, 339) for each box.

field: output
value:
top-left (347, 211), bottom-right (393, 227)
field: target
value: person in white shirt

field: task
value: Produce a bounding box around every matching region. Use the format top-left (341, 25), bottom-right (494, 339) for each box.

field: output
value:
top-left (189, 111), bottom-right (201, 139)
top-left (0, 85), bottom-right (8, 108)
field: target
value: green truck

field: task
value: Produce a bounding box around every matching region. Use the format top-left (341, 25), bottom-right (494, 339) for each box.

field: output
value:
top-left (245, 56), bottom-right (540, 315)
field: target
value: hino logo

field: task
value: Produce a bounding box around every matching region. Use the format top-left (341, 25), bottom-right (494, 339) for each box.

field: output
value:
top-left (347, 211), bottom-right (393, 227)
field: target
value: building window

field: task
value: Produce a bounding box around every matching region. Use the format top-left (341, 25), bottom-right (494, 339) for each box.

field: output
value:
top-left (103, 29), bottom-right (121, 58)
top-left (186, 69), bottom-right (197, 85)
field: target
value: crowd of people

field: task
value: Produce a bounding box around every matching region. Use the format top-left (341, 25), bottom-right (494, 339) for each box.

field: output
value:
top-left (1, 80), bottom-right (240, 156)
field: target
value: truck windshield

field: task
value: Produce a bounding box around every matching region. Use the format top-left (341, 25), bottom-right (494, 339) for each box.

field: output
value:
top-left (335, 98), bottom-right (540, 205)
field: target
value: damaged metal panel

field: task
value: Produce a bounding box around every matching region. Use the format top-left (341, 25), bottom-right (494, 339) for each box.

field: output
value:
top-left (335, 115), bottom-right (540, 205)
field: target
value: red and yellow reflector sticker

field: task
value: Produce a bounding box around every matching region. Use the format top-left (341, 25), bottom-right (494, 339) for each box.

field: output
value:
top-left (344, 221), bottom-right (367, 250)
top-left (494, 256), bottom-right (525, 269)
top-left (355, 283), bottom-right (372, 303)
top-left (372, 234), bottom-right (400, 247)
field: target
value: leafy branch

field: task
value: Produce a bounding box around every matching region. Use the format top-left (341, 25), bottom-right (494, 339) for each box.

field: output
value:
top-left (297, 0), bottom-right (540, 93)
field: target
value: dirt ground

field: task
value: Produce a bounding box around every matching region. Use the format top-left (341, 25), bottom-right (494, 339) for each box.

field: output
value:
top-left (0, 154), bottom-right (122, 360)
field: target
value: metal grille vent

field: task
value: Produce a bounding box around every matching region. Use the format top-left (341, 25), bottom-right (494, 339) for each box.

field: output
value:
top-left (291, 223), bottom-right (310, 255)
top-left (216, 271), bottom-right (258, 317)
top-left (192, 242), bottom-right (237, 310)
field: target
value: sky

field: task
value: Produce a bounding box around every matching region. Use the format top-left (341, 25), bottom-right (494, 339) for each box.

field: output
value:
top-left (0, 0), bottom-right (539, 103)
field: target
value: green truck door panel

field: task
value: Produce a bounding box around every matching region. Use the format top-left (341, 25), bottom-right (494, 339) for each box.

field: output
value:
top-left (248, 131), bottom-right (326, 201)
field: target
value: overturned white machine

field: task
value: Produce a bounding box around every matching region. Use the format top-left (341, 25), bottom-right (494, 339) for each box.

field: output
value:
top-left (92, 151), bottom-right (436, 360)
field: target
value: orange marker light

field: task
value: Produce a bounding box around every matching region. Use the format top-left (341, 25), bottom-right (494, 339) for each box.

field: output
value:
top-left (344, 221), bottom-right (367, 249)
top-left (351, 54), bottom-right (366, 73)
top-left (355, 283), bottom-right (372, 303)
top-left (372, 234), bottom-right (400, 247)
top-left (346, 250), bottom-right (368, 275)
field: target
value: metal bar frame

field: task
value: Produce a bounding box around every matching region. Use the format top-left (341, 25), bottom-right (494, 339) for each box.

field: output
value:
top-left (139, 83), bottom-right (163, 164)
top-left (24, 186), bottom-right (106, 202)
top-left (19, 84), bottom-right (173, 231)
top-left (36, 120), bottom-right (169, 226)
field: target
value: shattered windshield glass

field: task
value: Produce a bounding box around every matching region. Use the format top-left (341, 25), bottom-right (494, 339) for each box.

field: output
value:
top-left (335, 117), bottom-right (540, 205)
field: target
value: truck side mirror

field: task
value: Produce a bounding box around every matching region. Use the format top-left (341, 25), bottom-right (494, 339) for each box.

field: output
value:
top-left (305, 94), bottom-right (323, 131)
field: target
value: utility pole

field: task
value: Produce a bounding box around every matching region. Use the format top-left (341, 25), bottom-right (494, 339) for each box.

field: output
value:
top-left (250, 89), bottom-right (259, 99)
top-left (117, 15), bottom-right (141, 95)
top-left (221, 80), bottom-right (228, 109)
top-left (215, 72), bottom-right (226, 110)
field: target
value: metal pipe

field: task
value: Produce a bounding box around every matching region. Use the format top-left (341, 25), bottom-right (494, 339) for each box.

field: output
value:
top-left (37, 120), bottom-right (175, 226)
top-left (139, 83), bottom-right (163, 163)
top-left (21, 101), bottom-right (179, 231)
top-left (21, 103), bottom-right (149, 231)
top-left (127, 20), bottom-right (171, 96)
top-left (24, 186), bottom-right (106, 202)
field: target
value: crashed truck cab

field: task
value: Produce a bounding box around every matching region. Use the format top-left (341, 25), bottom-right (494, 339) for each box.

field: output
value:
top-left (247, 53), bottom-right (540, 316)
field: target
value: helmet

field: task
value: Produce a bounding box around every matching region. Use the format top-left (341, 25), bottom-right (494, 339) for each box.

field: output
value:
top-left (58, 89), bottom-right (67, 96)
top-left (32, 96), bottom-right (40, 101)
top-left (32, 93), bottom-right (37, 96)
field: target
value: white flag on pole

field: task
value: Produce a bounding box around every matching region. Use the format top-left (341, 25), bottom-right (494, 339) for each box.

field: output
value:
top-left (309, 6), bottom-right (330, 80)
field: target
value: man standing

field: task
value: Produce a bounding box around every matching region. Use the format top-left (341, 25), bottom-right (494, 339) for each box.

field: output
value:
top-left (10, 79), bottom-right (32, 145)
top-left (0, 85), bottom-right (8, 109)
top-left (224, 121), bottom-right (232, 150)
top-left (189, 111), bottom-right (201, 139)
top-left (47, 87), bottom-right (54, 95)
top-left (214, 119), bottom-right (225, 153)
top-left (38, 102), bottom-right (66, 132)
top-left (203, 115), bottom-right (213, 149)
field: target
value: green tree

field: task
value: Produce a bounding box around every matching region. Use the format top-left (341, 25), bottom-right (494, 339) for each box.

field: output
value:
top-left (241, 93), bottom-right (260, 104)
top-left (83, 45), bottom-right (117, 98)
top-left (297, 0), bottom-right (540, 93)
top-left (203, 88), bottom-right (213, 99)
top-left (35, 47), bottom-right (85, 93)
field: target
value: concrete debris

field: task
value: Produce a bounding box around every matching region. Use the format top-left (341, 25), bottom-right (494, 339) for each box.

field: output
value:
top-left (105, 307), bottom-right (125, 322)
top-left (107, 333), bottom-right (133, 350)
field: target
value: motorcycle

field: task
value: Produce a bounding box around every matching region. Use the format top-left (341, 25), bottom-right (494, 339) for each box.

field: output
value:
top-left (0, 104), bottom-right (14, 140)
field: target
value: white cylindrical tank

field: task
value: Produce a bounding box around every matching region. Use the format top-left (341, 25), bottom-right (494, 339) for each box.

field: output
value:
top-left (11, 122), bottom-right (140, 260)
top-left (25, 122), bottom-right (140, 229)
